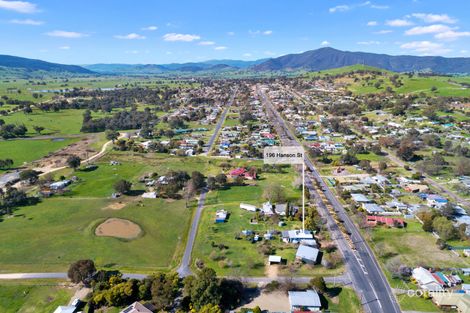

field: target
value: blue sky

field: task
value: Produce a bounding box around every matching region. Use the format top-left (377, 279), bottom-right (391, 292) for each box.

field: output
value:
top-left (0, 0), bottom-right (469, 64)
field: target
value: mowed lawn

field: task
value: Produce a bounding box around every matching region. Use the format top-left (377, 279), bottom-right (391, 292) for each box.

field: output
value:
top-left (0, 138), bottom-right (78, 171)
top-left (0, 197), bottom-right (191, 273)
top-left (0, 283), bottom-right (73, 313)
top-left (0, 153), bottom-right (207, 273)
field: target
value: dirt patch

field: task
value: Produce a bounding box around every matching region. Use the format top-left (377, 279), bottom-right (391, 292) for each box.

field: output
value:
top-left (265, 264), bottom-right (279, 279)
top-left (241, 291), bottom-right (289, 312)
top-left (33, 134), bottom-right (101, 170)
top-left (103, 202), bottom-right (127, 211)
top-left (95, 218), bottom-right (142, 239)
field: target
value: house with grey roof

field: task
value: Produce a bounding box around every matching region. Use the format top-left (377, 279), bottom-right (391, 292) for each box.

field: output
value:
top-left (296, 244), bottom-right (320, 264)
top-left (288, 290), bottom-right (322, 312)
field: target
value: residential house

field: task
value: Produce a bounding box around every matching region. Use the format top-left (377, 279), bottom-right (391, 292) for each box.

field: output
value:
top-left (366, 216), bottom-right (405, 228)
top-left (53, 306), bottom-right (76, 313)
top-left (282, 230), bottom-right (314, 243)
top-left (215, 210), bottom-right (228, 223)
top-left (351, 193), bottom-right (372, 203)
top-left (362, 203), bottom-right (385, 215)
top-left (120, 301), bottom-right (154, 313)
top-left (288, 290), bottom-right (322, 312)
top-left (296, 244), bottom-right (320, 264)
top-left (412, 267), bottom-right (444, 291)
top-left (268, 255), bottom-right (282, 265)
top-left (430, 292), bottom-right (470, 313)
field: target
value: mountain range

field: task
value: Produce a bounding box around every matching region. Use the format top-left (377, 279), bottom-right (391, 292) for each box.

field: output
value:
top-left (1, 48), bottom-right (470, 76)
top-left (253, 47), bottom-right (470, 73)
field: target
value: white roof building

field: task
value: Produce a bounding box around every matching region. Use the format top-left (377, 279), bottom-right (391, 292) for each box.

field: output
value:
top-left (288, 290), bottom-right (322, 312)
top-left (412, 267), bottom-right (443, 291)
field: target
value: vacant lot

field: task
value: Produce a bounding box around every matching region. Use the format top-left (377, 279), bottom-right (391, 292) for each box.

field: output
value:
top-left (0, 138), bottom-right (79, 172)
top-left (370, 221), bottom-right (470, 268)
top-left (0, 282), bottom-right (73, 313)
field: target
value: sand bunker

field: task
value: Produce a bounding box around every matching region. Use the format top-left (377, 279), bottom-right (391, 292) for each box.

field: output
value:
top-left (95, 218), bottom-right (142, 239)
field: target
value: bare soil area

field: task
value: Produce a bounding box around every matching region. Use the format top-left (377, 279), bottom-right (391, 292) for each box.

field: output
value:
top-left (95, 218), bottom-right (142, 239)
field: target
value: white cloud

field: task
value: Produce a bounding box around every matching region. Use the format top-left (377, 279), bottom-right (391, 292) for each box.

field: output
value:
top-left (198, 41), bottom-right (215, 46)
top-left (329, 2), bottom-right (388, 13)
top-left (114, 33), bottom-right (146, 40)
top-left (329, 5), bottom-right (350, 13)
top-left (367, 21), bottom-right (378, 26)
top-left (320, 40), bottom-right (331, 46)
top-left (59, 45), bottom-right (70, 50)
top-left (411, 13), bottom-right (457, 24)
top-left (0, 0), bottom-right (38, 13)
top-left (435, 30), bottom-right (470, 41)
top-left (460, 50), bottom-right (468, 54)
top-left (163, 33), bottom-right (200, 42)
top-left (264, 50), bottom-right (276, 56)
top-left (243, 53), bottom-right (252, 57)
top-left (400, 41), bottom-right (451, 55)
top-left (357, 40), bottom-right (381, 45)
top-left (227, 31), bottom-right (235, 36)
top-left (9, 18), bottom-right (43, 25)
top-left (405, 24), bottom-right (452, 35)
top-left (374, 30), bottom-right (393, 34)
top-left (249, 30), bottom-right (273, 36)
top-left (46, 30), bottom-right (88, 38)
top-left (142, 25), bottom-right (158, 31)
top-left (386, 19), bottom-right (413, 27)
top-left (214, 46), bottom-right (227, 50)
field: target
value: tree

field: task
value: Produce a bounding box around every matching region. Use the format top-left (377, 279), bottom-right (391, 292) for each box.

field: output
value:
top-left (263, 183), bottom-right (286, 203)
top-left (19, 169), bottom-right (39, 183)
top-left (309, 277), bottom-right (327, 293)
top-left (67, 259), bottom-right (96, 283)
top-left (207, 176), bottom-right (217, 190)
top-left (114, 179), bottom-right (132, 195)
top-left (215, 174), bottom-right (227, 186)
top-left (191, 171), bottom-right (206, 190)
top-left (219, 279), bottom-right (244, 309)
top-left (378, 161), bottom-right (387, 172)
top-left (33, 125), bottom-right (45, 134)
top-left (194, 304), bottom-right (222, 313)
top-left (432, 216), bottom-right (457, 241)
top-left (150, 272), bottom-right (179, 311)
top-left (184, 268), bottom-right (221, 310)
top-left (66, 155), bottom-right (81, 170)
top-left (455, 158), bottom-right (470, 176)
top-left (441, 203), bottom-right (455, 219)
top-left (417, 210), bottom-right (436, 232)
top-left (397, 140), bottom-right (416, 161)
top-left (105, 129), bottom-right (120, 143)
top-left (0, 158), bottom-right (14, 169)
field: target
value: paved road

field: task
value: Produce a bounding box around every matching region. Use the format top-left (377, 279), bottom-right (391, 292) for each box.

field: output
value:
top-left (177, 188), bottom-right (208, 277)
top-left (177, 88), bottom-right (238, 277)
top-left (258, 86), bottom-right (401, 313)
top-left (205, 88), bottom-right (238, 154)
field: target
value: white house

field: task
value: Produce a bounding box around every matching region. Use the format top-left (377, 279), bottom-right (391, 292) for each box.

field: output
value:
top-left (282, 230), bottom-right (314, 243)
top-left (412, 267), bottom-right (443, 291)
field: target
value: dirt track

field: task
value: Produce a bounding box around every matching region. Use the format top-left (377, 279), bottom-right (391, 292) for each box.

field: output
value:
top-left (95, 218), bottom-right (142, 239)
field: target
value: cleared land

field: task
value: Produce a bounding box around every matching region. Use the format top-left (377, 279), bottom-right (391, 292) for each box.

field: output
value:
top-left (95, 218), bottom-right (142, 239)
top-left (0, 281), bottom-right (73, 313)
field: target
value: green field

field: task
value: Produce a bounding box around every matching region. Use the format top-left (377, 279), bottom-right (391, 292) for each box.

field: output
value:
top-left (304, 65), bottom-right (470, 97)
top-left (0, 138), bottom-right (79, 171)
top-left (0, 153), bottom-right (206, 272)
top-left (0, 282), bottom-right (73, 313)
top-left (369, 220), bottom-right (470, 269)
top-left (325, 285), bottom-right (363, 313)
